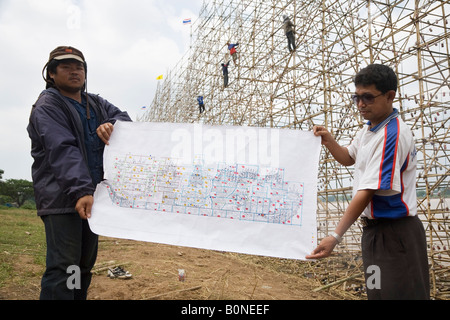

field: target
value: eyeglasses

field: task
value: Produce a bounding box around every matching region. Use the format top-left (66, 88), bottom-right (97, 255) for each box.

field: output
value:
top-left (351, 92), bottom-right (384, 105)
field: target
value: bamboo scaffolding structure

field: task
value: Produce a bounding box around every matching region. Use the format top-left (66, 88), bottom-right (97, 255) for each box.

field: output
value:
top-left (141, 0), bottom-right (450, 299)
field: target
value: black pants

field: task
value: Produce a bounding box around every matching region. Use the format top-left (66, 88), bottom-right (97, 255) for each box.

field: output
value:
top-left (286, 31), bottom-right (296, 51)
top-left (40, 213), bottom-right (98, 300)
top-left (362, 216), bottom-right (430, 300)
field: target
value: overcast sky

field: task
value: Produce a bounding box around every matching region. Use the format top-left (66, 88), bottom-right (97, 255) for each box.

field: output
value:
top-left (0, 0), bottom-right (202, 181)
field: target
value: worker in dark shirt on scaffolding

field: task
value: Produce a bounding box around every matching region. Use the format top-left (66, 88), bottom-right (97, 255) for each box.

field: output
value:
top-left (221, 60), bottom-right (230, 88)
top-left (282, 15), bottom-right (296, 52)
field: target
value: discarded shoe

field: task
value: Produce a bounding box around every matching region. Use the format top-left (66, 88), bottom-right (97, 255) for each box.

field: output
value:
top-left (108, 266), bottom-right (132, 279)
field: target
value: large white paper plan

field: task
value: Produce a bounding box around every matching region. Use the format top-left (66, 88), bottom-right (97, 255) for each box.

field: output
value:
top-left (89, 121), bottom-right (321, 260)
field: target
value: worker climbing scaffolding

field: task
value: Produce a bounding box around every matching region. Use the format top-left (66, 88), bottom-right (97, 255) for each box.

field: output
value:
top-left (221, 60), bottom-right (230, 88)
top-left (227, 42), bottom-right (239, 64)
top-left (197, 95), bottom-right (205, 114)
top-left (282, 15), bottom-right (296, 52)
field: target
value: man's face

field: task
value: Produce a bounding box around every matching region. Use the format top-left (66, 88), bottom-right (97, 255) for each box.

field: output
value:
top-left (49, 59), bottom-right (86, 94)
top-left (353, 84), bottom-right (395, 127)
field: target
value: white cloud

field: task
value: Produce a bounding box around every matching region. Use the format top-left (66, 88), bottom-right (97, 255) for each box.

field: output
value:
top-left (0, 0), bottom-right (201, 180)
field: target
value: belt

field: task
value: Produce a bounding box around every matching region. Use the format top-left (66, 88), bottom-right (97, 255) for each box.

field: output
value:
top-left (360, 216), bottom-right (412, 227)
top-left (360, 217), bottom-right (380, 227)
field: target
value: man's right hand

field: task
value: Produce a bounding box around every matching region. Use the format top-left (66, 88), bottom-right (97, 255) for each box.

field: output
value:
top-left (305, 236), bottom-right (338, 260)
top-left (75, 195), bottom-right (94, 220)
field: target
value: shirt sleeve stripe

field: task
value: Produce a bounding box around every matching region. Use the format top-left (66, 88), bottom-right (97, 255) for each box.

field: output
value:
top-left (378, 118), bottom-right (400, 190)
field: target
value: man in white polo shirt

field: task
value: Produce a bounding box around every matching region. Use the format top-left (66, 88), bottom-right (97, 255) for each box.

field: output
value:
top-left (306, 64), bottom-right (429, 300)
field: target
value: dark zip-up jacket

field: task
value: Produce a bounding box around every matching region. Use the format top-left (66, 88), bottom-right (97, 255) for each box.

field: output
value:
top-left (27, 88), bottom-right (132, 216)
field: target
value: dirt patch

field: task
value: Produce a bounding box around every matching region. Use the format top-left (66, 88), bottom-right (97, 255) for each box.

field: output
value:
top-left (1, 237), bottom-right (341, 300)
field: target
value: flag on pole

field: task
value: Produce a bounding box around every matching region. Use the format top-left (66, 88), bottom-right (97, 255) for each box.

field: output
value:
top-left (156, 75), bottom-right (163, 80)
top-left (183, 18), bottom-right (191, 25)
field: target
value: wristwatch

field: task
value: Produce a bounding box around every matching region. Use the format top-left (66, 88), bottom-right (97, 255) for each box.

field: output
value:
top-left (329, 232), bottom-right (342, 243)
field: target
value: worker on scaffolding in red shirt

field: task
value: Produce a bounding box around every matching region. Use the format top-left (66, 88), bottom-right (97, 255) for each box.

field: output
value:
top-left (227, 42), bottom-right (239, 64)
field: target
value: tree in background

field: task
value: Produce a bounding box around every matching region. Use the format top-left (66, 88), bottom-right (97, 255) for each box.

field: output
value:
top-left (0, 169), bottom-right (35, 207)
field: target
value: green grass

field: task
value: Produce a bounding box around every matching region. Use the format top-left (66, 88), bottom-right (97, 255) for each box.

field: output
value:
top-left (0, 208), bottom-right (46, 289)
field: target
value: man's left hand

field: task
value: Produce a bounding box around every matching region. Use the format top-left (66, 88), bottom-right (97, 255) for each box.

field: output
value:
top-left (97, 122), bottom-right (114, 145)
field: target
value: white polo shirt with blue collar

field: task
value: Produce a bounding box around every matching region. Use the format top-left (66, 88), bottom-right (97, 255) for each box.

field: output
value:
top-left (347, 108), bottom-right (418, 219)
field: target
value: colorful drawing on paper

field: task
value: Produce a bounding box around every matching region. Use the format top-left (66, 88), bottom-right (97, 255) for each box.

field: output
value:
top-left (105, 153), bottom-right (305, 226)
top-left (89, 121), bottom-right (321, 260)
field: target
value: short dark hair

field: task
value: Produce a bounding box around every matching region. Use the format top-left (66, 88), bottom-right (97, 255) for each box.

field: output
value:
top-left (354, 64), bottom-right (398, 93)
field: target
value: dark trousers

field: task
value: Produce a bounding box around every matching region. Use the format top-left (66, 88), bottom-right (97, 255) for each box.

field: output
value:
top-left (40, 212), bottom-right (98, 300)
top-left (224, 73), bottom-right (229, 87)
top-left (362, 216), bottom-right (430, 300)
top-left (286, 31), bottom-right (296, 51)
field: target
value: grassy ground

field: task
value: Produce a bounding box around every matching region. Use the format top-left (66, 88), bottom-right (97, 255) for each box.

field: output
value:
top-left (0, 208), bottom-right (46, 289)
top-left (0, 207), bottom-right (354, 300)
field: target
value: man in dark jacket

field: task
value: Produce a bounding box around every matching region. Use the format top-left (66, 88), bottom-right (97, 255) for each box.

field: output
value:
top-left (221, 60), bottom-right (230, 88)
top-left (27, 46), bottom-right (132, 299)
top-left (282, 15), bottom-right (296, 52)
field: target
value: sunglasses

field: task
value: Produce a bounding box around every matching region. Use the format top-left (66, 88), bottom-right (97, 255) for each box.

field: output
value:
top-left (351, 92), bottom-right (384, 105)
